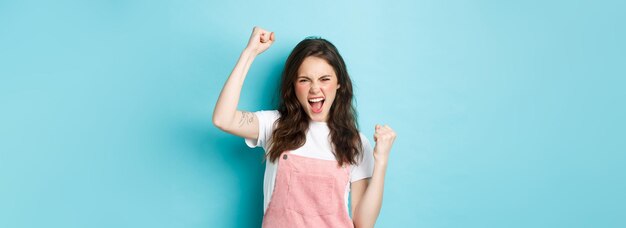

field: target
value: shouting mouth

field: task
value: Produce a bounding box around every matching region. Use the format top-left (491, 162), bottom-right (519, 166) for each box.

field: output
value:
top-left (308, 97), bottom-right (325, 113)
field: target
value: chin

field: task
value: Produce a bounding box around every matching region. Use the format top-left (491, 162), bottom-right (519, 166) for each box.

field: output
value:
top-left (309, 112), bottom-right (328, 121)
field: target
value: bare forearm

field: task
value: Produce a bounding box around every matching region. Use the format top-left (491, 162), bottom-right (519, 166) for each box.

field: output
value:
top-left (353, 160), bottom-right (388, 228)
top-left (212, 49), bottom-right (257, 128)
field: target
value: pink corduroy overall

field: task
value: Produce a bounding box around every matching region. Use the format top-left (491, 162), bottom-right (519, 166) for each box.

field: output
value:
top-left (261, 150), bottom-right (353, 228)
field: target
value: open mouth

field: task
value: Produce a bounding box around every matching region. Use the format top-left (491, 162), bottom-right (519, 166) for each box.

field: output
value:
top-left (308, 97), bottom-right (325, 113)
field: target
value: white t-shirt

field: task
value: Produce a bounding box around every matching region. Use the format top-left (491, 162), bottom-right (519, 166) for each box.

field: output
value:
top-left (244, 110), bottom-right (375, 216)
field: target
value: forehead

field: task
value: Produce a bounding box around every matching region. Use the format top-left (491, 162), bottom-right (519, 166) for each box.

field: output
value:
top-left (297, 56), bottom-right (335, 78)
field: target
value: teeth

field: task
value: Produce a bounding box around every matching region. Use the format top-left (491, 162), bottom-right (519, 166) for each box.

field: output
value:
top-left (308, 97), bottom-right (325, 102)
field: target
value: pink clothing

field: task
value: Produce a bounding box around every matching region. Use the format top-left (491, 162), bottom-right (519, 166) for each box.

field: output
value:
top-left (262, 150), bottom-right (354, 228)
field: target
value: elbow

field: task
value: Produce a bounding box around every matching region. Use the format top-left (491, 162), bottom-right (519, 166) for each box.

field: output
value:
top-left (352, 215), bottom-right (375, 228)
top-left (212, 115), bottom-right (227, 131)
top-left (212, 120), bottom-right (222, 130)
top-left (353, 221), bottom-right (375, 228)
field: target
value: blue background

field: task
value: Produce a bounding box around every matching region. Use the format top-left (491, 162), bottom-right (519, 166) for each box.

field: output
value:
top-left (1, 0), bottom-right (625, 227)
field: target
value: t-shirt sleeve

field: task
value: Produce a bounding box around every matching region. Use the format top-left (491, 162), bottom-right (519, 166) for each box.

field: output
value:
top-left (244, 110), bottom-right (280, 150)
top-left (350, 133), bottom-right (375, 183)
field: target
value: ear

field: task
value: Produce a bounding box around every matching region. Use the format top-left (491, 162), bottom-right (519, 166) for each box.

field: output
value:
top-left (337, 84), bottom-right (341, 89)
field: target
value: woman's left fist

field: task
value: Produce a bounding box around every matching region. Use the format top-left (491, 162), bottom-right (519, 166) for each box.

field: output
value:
top-left (373, 124), bottom-right (396, 163)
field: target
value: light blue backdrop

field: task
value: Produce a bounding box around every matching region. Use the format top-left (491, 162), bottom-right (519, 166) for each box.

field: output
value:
top-left (1, 0), bottom-right (624, 227)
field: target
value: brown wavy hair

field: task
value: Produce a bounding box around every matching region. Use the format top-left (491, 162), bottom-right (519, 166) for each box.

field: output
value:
top-left (265, 37), bottom-right (363, 167)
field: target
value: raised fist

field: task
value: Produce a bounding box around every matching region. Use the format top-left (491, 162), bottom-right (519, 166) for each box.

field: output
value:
top-left (245, 26), bottom-right (275, 55)
top-left (373, 124), bottom-right (397, 163)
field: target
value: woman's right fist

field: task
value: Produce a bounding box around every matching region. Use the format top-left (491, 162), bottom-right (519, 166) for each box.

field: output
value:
top-left (245, 26), bottom-right (275, 56)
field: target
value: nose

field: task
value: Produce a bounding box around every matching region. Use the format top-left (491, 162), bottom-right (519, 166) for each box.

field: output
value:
top-left (309, 82), bottom-right (321, 93)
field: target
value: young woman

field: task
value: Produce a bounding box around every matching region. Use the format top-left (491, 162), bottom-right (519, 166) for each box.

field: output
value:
top-left (213, 26), bottom-right (397, 228)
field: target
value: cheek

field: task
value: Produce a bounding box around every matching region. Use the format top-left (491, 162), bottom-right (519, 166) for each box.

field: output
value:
top-left (295, 84), bottom-right (307, 92)
top-left (294, 84), bottom-right (309, 98)
top-left (319, 84), bottom-right (337, 94)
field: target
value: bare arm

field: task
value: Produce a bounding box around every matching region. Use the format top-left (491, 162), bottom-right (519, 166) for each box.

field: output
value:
top-left (352, 125), bottom-right (397, 228)
top-left (212, 26), bottom-right (275, 139)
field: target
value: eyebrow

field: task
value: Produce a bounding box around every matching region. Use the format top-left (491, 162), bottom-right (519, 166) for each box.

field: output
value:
top-left (297, 75), bottom-right (332, 79)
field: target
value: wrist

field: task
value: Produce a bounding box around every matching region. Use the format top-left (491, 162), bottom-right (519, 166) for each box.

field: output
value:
top-left (374, 158), bottom-right (388, 167)
top-left (242, 48), bottom-right (258, 57)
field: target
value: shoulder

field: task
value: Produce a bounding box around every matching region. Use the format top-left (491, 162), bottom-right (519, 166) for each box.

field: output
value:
top-left (356, 131), bottom-right (374, 161)
top-left (358, 132), bottom-right (371, 147)
top-left (254, 109), bottom-right (280, 116)
top-left (350, 131), bottom-right (375, 181)
top-left (254, 110), bottom-right (281, 121)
